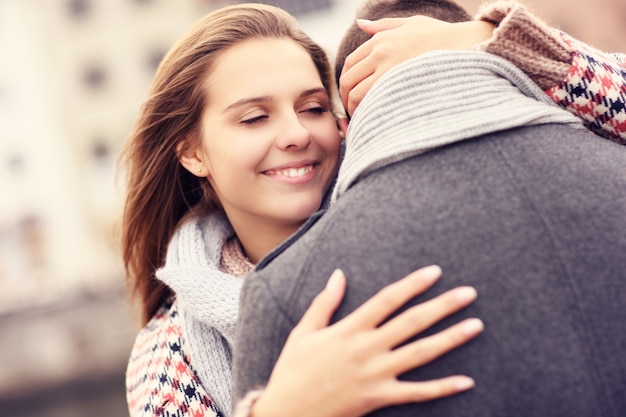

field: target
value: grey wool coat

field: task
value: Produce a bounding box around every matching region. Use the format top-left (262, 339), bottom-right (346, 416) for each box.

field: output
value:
top-left (232, 52), bottom-right (626, 417)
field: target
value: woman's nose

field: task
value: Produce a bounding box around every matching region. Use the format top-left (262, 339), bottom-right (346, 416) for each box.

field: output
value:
top-left (276, 114), bottom-right (312, 150)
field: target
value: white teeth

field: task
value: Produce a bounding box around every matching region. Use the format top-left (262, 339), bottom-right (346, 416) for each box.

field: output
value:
top-left (273, 165), bottom-right (313, 178)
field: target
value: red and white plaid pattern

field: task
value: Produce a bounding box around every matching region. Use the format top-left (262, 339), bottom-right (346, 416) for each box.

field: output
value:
top-left (546, 32), bottom-right (626, 144)
top-left (126, 299), bottom-right (222, 417)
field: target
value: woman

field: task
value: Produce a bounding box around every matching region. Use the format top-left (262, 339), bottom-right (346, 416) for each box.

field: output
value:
top-left (120, 2), bottom-right (625, 417)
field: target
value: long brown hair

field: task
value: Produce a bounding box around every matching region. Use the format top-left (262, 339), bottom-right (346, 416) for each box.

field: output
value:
top-left (118, 3), bottom-right (335, 325)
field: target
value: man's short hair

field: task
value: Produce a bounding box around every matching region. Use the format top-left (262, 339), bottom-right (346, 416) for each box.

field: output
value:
top-left (335, 0), bottom-right (472, 88)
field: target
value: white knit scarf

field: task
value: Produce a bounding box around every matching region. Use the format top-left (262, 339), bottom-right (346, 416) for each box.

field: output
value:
top-left (156, 212), bottom-right (239, 416)
top-left (155, 50), bottom-right (583, 417)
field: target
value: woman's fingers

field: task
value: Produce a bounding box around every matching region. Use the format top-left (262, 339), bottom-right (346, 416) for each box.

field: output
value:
top-left (291, 269), bottom-right (347, 334)
top-left (356, 17), bottom-right (413, 35)
top-left (343, 17), bottom-right (411, 77)
top-left (338, 265), bottom-right (443, 332)
top-left (340, 64), bottom-right (372, 114)
top-left (374, 286), bottom-right (478, 349)
top-left (344, 73), bottom-right (375, 116)
top-left (341, 36), bottom-right (372, 76)
top-left (377, 375), bottom-right (476, 406)
top-left (340, 17), bottom-right (426, 114)
top-left (340, 46), bottom-right (374, 109)
top-left (381, 317), bottom-right (484, 376)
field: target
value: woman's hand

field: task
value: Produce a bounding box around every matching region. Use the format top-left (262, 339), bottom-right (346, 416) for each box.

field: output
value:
top-left (250, 265), bottom-right (483, 417)
top-left (340, 17), bottom-right (495, 115)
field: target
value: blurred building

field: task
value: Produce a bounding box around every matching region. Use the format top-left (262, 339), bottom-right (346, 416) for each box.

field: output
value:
top-left (0, 0), bottom-right (623, 416)
top-left (0, 2), bottom-right (206, 415)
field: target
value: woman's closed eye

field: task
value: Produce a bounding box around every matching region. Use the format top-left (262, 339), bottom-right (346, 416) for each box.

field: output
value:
top-left (240, 113), bottom-right (268, 125)
top-left (300, 103), bottom-right (328, 116)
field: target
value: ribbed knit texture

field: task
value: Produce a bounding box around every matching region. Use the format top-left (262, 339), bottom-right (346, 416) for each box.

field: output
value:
top-left (156, 213), bottom-right (252, 416)
top-left (331, 50), bottom-right (584, 203)
top-left (475, 1), bottom-right (572, 90)
top-left (221, 237), bottom-right (255, 278)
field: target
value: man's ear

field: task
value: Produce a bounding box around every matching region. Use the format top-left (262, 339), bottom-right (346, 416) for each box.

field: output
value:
top-left (337, 118), bottom-right (349, 139)
top-left (176, 137), bottom-right (209, 177)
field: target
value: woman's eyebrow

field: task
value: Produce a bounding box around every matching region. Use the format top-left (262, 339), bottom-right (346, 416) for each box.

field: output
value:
top-left (300, 87), bottom-right (327, 98)
top-left (223, 95), bottom-right (272, 113)
top-left (223, 87), bottom-right (327, 113)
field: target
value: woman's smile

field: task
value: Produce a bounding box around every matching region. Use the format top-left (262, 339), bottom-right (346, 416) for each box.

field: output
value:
top-left (262, 161), bottom-right (319, 183)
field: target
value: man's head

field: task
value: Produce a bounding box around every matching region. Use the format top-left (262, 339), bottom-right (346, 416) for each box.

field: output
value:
top-left (335, 0), bottom-right (471, 87)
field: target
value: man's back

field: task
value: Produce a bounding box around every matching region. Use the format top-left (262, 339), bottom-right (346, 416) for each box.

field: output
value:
top-left (233, 123), bottom-right (626, 417)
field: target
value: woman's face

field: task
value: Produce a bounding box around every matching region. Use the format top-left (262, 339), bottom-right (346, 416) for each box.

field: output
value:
top-left (196, 37), bottom-right (341, 234)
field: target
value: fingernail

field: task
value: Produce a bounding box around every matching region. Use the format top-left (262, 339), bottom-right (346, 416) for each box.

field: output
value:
top-left (418, 265), bottom-right (442, 283)
top-left (356, 18), bottom-right (373, 24)
top-left (456, 286), bottom-right (477, 303)
top-left (462, 318), bottom-right (484, 336)
top-left (455, 376), bottom-right (475, 391)
top-left (326, 269), bottom-right (343, 291)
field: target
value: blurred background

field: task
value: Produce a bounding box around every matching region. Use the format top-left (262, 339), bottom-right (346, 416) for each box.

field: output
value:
top-left (0, 0), bottom-right (624, 416)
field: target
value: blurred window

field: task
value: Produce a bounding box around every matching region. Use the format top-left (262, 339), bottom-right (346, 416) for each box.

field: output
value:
top-left (147, 48), bottom-right (166, 73)
top-left (82, 64), bottom-right (108, 90)
top-left (67, 0), bottom-right (91, 19)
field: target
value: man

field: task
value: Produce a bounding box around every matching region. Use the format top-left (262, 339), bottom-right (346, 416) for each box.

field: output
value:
top-left (232, 1), bottom-right (626, 416)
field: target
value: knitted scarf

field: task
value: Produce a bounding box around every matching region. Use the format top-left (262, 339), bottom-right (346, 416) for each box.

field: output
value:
top-left (156, 50), bottom-right (583, 417)
top-left (156, 213), bottom-right (240, 416)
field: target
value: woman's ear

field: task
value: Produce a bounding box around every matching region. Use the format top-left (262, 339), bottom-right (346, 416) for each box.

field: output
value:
top-left (176, 137), bottom-right (208, 177)
top-left (337, 118), bottom-right (349, 139)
